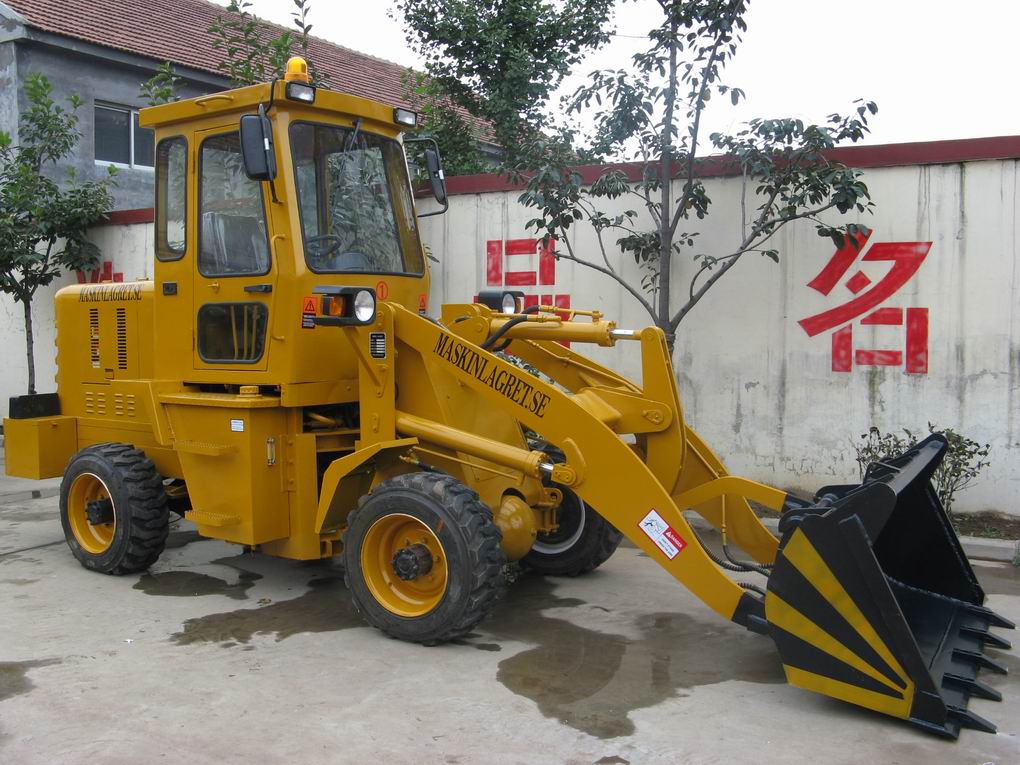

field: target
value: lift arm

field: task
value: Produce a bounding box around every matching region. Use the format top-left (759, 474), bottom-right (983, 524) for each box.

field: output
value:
top-left (376, 302), bottom-right (765, 628)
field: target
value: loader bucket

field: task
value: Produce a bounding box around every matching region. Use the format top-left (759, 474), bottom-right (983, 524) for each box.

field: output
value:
top-left (765, 434), bottom-right (1014, 738)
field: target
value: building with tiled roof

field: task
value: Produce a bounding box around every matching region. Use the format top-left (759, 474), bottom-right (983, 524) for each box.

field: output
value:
top-left (0, 0), bottom-right (449, 208)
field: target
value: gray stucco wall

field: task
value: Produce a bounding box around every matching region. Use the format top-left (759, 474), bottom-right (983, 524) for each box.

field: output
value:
top-left (13, 39), bottom-right (222, 209)
top-left (0, 40), bottom-right (19, 145)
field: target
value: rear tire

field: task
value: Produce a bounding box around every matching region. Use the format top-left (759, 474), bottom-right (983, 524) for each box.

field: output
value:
top-left (343, 472), bottom-right (506, 644)
top-left (60, 443), bottom-right (170, 575)
top-left (522, 487), bottom-right (622, 576)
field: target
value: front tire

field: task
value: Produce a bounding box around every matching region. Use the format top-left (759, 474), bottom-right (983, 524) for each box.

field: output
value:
top-left (522, 487), bottom-right (622, 576)
top-left (342, 472), bottom-right (506, 644)
top-left (60, 443), bottom-right (170, 575)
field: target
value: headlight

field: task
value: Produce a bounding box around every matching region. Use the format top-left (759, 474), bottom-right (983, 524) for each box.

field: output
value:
top-left (477, 289), bottom-right (525, 314)
top-left (353, 289), bottom-right (376, 322)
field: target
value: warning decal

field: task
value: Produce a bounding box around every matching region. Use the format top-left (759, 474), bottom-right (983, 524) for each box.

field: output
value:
top-left (301, 296), bottom-right (317, 329)
top-left (638, 509), bottom-right (687, 560)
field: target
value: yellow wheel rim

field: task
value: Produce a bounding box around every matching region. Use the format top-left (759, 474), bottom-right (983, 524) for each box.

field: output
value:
top-left (67, 472), bottom-right (116, 555)
top-left (361, 513), bottom-right (448, 617)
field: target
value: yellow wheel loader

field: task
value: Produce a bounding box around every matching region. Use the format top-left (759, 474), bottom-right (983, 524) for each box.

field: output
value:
top-left (3, 57), bottom-right (1011, 738)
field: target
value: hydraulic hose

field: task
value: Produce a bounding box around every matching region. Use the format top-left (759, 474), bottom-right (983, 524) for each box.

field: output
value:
top-left (722, 543), bottom-right (772, 576)
top-left (481, 305), bottom-right (542, 351)
top-left (738, 582), bottom-right (768, 597)
top-left (689, 523), bottom-right (770, 577)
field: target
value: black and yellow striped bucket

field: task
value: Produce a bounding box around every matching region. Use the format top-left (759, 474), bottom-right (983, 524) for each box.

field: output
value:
top-left (767, 434), bottom-right (1013, 738)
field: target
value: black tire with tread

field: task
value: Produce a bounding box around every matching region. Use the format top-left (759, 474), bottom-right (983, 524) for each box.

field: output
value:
top-left (522, 488), bottom-right (622, 577)
top-left (342, 472), bottom-right (506, 644)
top-left (60, 443), bottom-right (170, 575)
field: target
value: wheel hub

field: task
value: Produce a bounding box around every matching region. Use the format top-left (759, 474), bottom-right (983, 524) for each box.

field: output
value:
top-left (361, 513), bottom-right (449, 617)
top-left (66, 472), bottom-right (116, 555)
top-left (391, 543), bottom-right (434, 580)
top-left (85, 498), bottom-right (114, 525)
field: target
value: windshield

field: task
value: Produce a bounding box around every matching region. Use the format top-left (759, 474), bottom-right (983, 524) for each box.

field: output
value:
top-left (290, 122), bottom-right (424, 275)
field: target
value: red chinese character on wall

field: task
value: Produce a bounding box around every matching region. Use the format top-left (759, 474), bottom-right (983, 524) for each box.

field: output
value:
top-left (798, 227), bottom-right (933, 374)
top-left (484, 238), bottom-right (571, 315)
top-left (76, 260), bottom-right (123, 284)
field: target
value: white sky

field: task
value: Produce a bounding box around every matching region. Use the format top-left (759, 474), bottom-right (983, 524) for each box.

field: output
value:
top-left (224, 0), bottom-right (1019, 146)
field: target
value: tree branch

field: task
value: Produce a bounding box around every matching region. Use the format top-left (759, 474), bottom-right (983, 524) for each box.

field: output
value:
top-left (670, 196), bottom-right (839, 327)
top-left (558, 230), bottom-right (657, 322)
top-left (656, 16), bottom-right (679, 328)
top-left (668, 8), bottom-right (736, 237)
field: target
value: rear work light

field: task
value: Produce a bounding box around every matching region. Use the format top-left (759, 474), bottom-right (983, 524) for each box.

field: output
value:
top-left (393, 108), bottom-right (417, 128)
top-left (286, 82), bottom-right (316, 103)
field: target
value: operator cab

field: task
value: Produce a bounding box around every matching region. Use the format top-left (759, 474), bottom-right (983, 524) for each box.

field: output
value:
top-left (140, 57), bottom-right (448, 390)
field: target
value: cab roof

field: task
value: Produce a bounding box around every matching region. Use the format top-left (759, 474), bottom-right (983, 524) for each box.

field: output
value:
top-left (139, 80), bottom-right (408, 136)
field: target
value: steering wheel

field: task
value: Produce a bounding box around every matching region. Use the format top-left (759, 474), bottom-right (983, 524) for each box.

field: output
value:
top-left (305, 234), bottom-right (344, 260)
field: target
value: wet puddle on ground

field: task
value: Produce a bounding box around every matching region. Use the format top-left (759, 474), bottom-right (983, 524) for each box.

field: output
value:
top-left (170, 572), bottom-right (363, 646)
top-left (150, 556), bottom-right (783, 738)
top-left (482, 576), bottom-right (784, 739)
top-left (164, 529), bottom-right (205, 549)
top-left (0, 659), bottom-right (60, 702)
top-left (133, 562), bottom-right (261, 600)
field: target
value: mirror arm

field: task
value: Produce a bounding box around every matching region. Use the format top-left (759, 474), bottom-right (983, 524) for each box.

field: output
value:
top-left (405, 136), bottom-right (450, 218)
top-left (417, 197), bottom-right (449, 218)
top-left (258, 104), bottom-right (281, 204)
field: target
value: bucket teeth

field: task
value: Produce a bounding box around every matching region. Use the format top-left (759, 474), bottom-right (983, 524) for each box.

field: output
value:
top-left (942, 673), bottom-right (1003, 702)
top-left (960, 625), bottom-right (1012, 651)
top-left (952, 648), bottom-right (1008, 675)
top-left (966, 604), bottom-right (1016, 630)
top-left (946, 705), bottom-right (997, 734)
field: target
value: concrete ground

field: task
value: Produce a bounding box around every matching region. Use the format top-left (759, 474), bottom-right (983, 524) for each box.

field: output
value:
top-left (1, 489), bottom-right (1018, 764)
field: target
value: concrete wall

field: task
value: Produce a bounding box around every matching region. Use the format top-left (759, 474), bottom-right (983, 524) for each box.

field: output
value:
top-left (419, 159), bottom-right (1020, 516)
top-left (3, 156), bottom-right (1017, 516)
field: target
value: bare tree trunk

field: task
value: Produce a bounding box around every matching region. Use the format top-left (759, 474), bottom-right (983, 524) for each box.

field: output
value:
top-left (23, 298), bottom-right (36, 395)
top-left (658, 23), bottom-right (679, 353)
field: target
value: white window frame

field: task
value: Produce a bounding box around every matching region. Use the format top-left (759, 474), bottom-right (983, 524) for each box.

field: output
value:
top-left (94, 103), bottom-right (155, 171)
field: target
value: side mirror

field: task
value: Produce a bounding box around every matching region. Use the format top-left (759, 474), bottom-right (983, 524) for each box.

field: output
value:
top-left (239, 105), bottom-right (277, 182)
top-left (424, 148), bottom-right (447, 205)
top-left (405, 137), bottom-right (449, 218)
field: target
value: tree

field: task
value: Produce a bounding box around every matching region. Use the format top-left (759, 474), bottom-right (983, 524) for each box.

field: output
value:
top-left (0, 74), bottom-right (115, 394)
top-left (518, 0), bottom-right (875, 349)
top-left (394, 0), bottom-right (617, 151)
top-left (139, 62), bottom-right (183, 107)
top-left (403, 0), bottom-right (876, 352)
top-left (208, 0), bottom-right (325, 88)
top-left (401, 71), bottom-right (489, 178)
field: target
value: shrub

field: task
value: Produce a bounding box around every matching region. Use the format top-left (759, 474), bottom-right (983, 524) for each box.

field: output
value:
top-left (854, 423), bottom-right (991, 516)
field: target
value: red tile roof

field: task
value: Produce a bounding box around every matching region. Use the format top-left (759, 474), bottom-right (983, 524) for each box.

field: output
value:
top-left (4, 0), bottom-right (416, 108)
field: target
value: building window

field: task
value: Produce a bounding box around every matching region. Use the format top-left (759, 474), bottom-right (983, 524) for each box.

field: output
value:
top-left (94, 105), bottom-right (154, 168)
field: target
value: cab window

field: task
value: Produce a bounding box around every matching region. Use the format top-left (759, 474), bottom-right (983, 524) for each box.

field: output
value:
top-left (155, 137), bottom-right (187, 261)
top-left (198, 132), bottom-right (270, 277)
top-left (197, 303), bottom-right (268, 363)
top-left (290, 122), bottom-right (424, 275)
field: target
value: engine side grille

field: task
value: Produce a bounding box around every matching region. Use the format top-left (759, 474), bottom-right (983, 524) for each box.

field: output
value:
top-left (116, 308), bottom-right (128, 370)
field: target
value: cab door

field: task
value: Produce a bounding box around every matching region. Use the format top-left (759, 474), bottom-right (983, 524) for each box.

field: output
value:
top-left (192, 127), bottom-right (277, 373)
